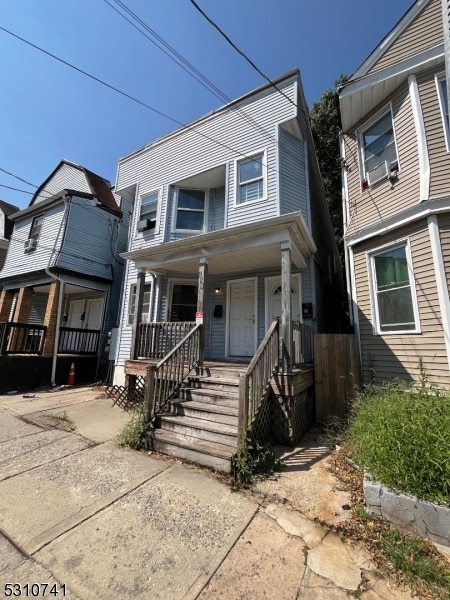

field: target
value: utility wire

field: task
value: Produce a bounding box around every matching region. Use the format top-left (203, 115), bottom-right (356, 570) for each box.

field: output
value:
top-left (188, 0), bottom-right (297, 109)
top-left (0, 183), bottom-right (36, 195)
top-left (0, 166), bottom-right (44, 192)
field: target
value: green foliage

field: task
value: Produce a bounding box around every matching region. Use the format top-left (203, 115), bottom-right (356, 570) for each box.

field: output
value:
top-left (380, 529), bottom-right (450, 598)
top-left (345, 376), bottom-right (450, 505)
top-left (232, 432), bottom-right (280, 488)
top-left (309, 74), bottom-right (349, 256)
top-left (117, 407), bottom-right (149, 450)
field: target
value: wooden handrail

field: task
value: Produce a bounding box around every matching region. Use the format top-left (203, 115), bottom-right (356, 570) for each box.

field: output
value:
top-left (143, 323), bottom-right (202, 422)
top-left (238, 318), bottom-right (279, 444)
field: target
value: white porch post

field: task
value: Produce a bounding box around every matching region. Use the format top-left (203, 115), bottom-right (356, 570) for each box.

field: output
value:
top-left (197, 258), bottom-right (208, 367)
top-left (281, 241), bottom-right (292, 373)
top-left (131, 269), bottom-right (146, 360)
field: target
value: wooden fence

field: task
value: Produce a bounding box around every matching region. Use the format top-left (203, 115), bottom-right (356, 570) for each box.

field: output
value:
top-left (314, 334), bottom-right (360, 421)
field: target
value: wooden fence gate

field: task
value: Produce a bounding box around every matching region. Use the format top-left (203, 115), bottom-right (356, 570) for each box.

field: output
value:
top-left (314, 334), bottom-right (360, 421)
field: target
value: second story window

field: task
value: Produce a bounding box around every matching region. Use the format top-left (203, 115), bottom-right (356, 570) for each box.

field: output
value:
top-left (237, 152), bottom-right (265, 204)
top-left (359, 108), bottom-right (399, 187)
top-left (175, 189), bottom-right (205, 232)
top-left (137, 191), bottom-right (159, 233)
top-left (25, 214), bottom-right (44, 250)
top-left (437, 75), bottom-right (450, 150)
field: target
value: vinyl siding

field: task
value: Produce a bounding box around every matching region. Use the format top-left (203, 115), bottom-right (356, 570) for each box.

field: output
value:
top-left (0, 202), bottom-right (66, 279)
top-left (117, 78), bottom-right (296, 237)
top-left (417, 66), bottom-right (450, 197)
top-left (29, 292), bottom-right (47, 325)
top-left (33, 163), bottom-right (91, 204)
top-left (278, 127), bottom-right (307, 217)
top-left (353, 220), bottom-right (449, 387)
top-left (368, 0), bottom-right (442, 74)
top-left (439, 213), bottom-right (450, 290)
top-left (345, 83), bottom-right (421, 235)
top-left (56, 196), bottom-right (116, 281)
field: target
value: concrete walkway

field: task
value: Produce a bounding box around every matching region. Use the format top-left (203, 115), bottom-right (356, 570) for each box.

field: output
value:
top-left (0, 386), bottom-right (414, 599)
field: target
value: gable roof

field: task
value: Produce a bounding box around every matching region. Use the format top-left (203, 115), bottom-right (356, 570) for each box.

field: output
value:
top-left (0, 198), bottom-right (20, 216)
top-left (30, 160), bottom-right (120, 215)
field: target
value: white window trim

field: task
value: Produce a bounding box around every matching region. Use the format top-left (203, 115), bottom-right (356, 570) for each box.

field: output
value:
top-left (126, 278), bottom-right (153, 328)
top-left (234, 149), bottom-right (268, 207)
top-left (29, 213), bottom-right (45, 241)
top-left (165, 278), bottom-right (198, 321)
top-left (356, 103), bottom-right (400, 190)
top-left (435, 73), bottom-right (450, 152)
top-left (172, 188), bottom-right (208, 234)
top-left (137, 188), bottom-right (162, 234)
top-left (367, 238), bottom-right (421, 336)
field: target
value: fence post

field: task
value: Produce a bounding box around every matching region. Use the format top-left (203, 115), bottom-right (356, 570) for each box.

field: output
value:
top-left (143, 364), bottom-right (156, 422)
top-left (238, 373), bottom-right (249, 446)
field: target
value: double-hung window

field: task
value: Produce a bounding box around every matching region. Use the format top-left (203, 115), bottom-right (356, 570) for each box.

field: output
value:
top-left (237, 152), bottom-right (265, 204)
top-left (437, 74), bottom-right (450, 150)
top-left (127, 282), bottom-right (152, 326)
top-left (359, 108), bottom-right (398, 186)
top-left (369, 242), bottom-right (419, 334)
top-left (137, 191), bottom-right (159, 232)
top-left (175, 189), bottom-right (205, 232)
top-left (29, 215), bottom-right (44, 241)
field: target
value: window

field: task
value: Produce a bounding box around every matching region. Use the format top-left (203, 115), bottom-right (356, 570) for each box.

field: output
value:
top-left (437, 75), bottom-right (450, 149)
top-left (370, 243), bottom-right (419, 334)
top-left (29, 215), bottom-right (44, 241)
top-left (175, 189), bottom-right (205, 231)
top-left (127, 282), bottom-right (152, 326)
top-left (169, 284), bottom-right (198, 321)
top-left (237, 153), bottom-right (265, 204)
top-left (359, 109), bottom-right (398, 186)
top-left (137, 191), bottom-right (159, 232)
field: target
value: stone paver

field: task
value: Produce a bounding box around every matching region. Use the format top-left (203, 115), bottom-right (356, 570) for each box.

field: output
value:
top-left (264, 503), bottom-right (326, 548)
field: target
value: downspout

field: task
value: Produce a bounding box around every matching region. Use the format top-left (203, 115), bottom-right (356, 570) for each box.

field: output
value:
top-left (45, 194), bottom-right (71, 387)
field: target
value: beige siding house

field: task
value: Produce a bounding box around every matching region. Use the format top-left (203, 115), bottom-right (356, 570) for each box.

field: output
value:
top-left (339, 0), bottom-right (450, 387)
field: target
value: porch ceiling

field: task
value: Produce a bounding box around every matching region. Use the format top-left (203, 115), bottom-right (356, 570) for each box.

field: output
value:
top-left (123, 212), bottom-right (316, 275)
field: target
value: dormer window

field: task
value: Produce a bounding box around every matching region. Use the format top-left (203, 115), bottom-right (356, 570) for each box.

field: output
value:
top-left (358, 108), bottom-right (399, 188)
top-left (236, 152), bottom-right (266, 204)
top-left (137, 191), bottom-right (159, 233)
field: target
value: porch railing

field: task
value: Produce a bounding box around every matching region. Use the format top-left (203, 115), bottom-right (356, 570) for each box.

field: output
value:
top-left (0, 321), bottom-right (47, 355)
top-left (238, 318), bottom-right (279, 445)
top-left (292, 321), bottom-right (313, 366)
top-left (58, 327), bottom-right (101, 355)
top-left (143, 323), bottom-right (202, 421)
top-left (136, 321), bottom-right (197, 359)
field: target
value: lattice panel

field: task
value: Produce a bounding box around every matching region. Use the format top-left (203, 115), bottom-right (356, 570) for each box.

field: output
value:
top-left (106, 375), bottom-right (146, 412)
top-left (270, 388), bottom-right (314, 446)
top-left (250, 395), bottom-right (272, 444)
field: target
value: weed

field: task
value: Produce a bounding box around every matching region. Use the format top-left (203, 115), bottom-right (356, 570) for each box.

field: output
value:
top-left (117, 407), bottom-right (149, 450)
top-left (232, 432), bottom-right (280, 488)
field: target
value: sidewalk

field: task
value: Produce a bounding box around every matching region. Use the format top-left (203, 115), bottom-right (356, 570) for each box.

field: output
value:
top-left (0, 386), bottom-right (414, 599)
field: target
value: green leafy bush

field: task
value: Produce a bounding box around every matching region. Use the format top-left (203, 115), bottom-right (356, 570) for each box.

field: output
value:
top-left (345, 382), bottom-right (450, 505)
top-left (232, 433), bottom-right (280, 488)
top-left (117, 407), bottom-right (149, 450)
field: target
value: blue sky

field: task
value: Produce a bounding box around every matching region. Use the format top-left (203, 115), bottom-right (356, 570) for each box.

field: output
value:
top-left (0, 0), bottom-right (414, 210)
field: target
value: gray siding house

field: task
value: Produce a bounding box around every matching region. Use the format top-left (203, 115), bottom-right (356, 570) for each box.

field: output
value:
top-left (0, 199), bottom-right (19, 274)
top-left (339, 0), bottom-right (450, 387)
top-left (113, 70), bottom-right (345, 386)
top-left (0, 160), bottom-right (130, 390)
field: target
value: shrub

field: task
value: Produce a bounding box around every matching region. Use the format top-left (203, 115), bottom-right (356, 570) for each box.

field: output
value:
top-left (117, 407), bottom-right (149, 450)
top-left (232, 433), bottom-right (280, 488)
top-left (345, 382), bottom-right (450, 505)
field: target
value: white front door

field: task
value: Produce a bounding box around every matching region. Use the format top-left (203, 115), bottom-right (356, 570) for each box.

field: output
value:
top-left (84, 298), bottom-right (104, 330)
top-left (265, 275), bottom-right (302, 328)
top-left (67, 300), bottom-right (85, 328)
top-left (228, 278), bottom-right (257, 357)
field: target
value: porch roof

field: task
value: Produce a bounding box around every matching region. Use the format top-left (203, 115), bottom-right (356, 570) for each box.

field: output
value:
top-left (123, 212), bottom-right (316, 275)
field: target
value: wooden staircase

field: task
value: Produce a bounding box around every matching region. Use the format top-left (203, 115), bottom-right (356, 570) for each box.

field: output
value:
top-left (152, 364), bottom-right (246, 473)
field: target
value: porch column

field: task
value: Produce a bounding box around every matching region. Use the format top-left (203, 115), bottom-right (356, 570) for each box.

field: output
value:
top-left (281, 241), bottom-right (292, 373)
top-left (42, 281), bottom-right (60, 357)
top-left (197, 258), bottom-right (208, 367)
top-left (131, 269), bottom-right (146, 360)
top-left (0, 289), bottom-right (14, 320)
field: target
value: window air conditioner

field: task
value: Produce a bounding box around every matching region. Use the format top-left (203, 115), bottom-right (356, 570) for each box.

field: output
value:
top-left (137, 218), bottom-right (156, 232)
top-left (367, 161), bottom-right (388, 186)
top-left (24, 238), bottom-right (37, 251)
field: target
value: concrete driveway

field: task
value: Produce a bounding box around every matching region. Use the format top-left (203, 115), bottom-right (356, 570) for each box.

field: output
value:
top-left (0, 386), bottom-right (414, 599)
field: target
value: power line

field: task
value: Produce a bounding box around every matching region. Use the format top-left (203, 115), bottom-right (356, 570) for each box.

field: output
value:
top-left (188, 0), bottom-right (297, 109)
top-left (0, 183), bottom-right (35, 195)
top-left (0, 166), bottom-right (43, 191)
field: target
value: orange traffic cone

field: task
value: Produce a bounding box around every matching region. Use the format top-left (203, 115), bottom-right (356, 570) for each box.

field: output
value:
top-left (67, 362), bottom-right (76, 386)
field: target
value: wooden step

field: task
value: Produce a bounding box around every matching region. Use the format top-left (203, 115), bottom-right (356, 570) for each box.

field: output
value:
top-left (170, 399), bottom-right (239, 426)
top-left (152, 429), bottom-right (234, 474)
top-left (195, 366), bottom-right (246, 380)
top-left (187, 376), bottom-right (240, 392)
top-left (157, 414), bottom-right (238, 448)
top-left (179, 387), bottom-right (239, 406)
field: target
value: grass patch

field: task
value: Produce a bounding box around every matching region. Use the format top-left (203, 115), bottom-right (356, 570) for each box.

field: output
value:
top-left (345, 379), bottom-right (450, 505)
top-left (117, 407), bottom-right (149, 450)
